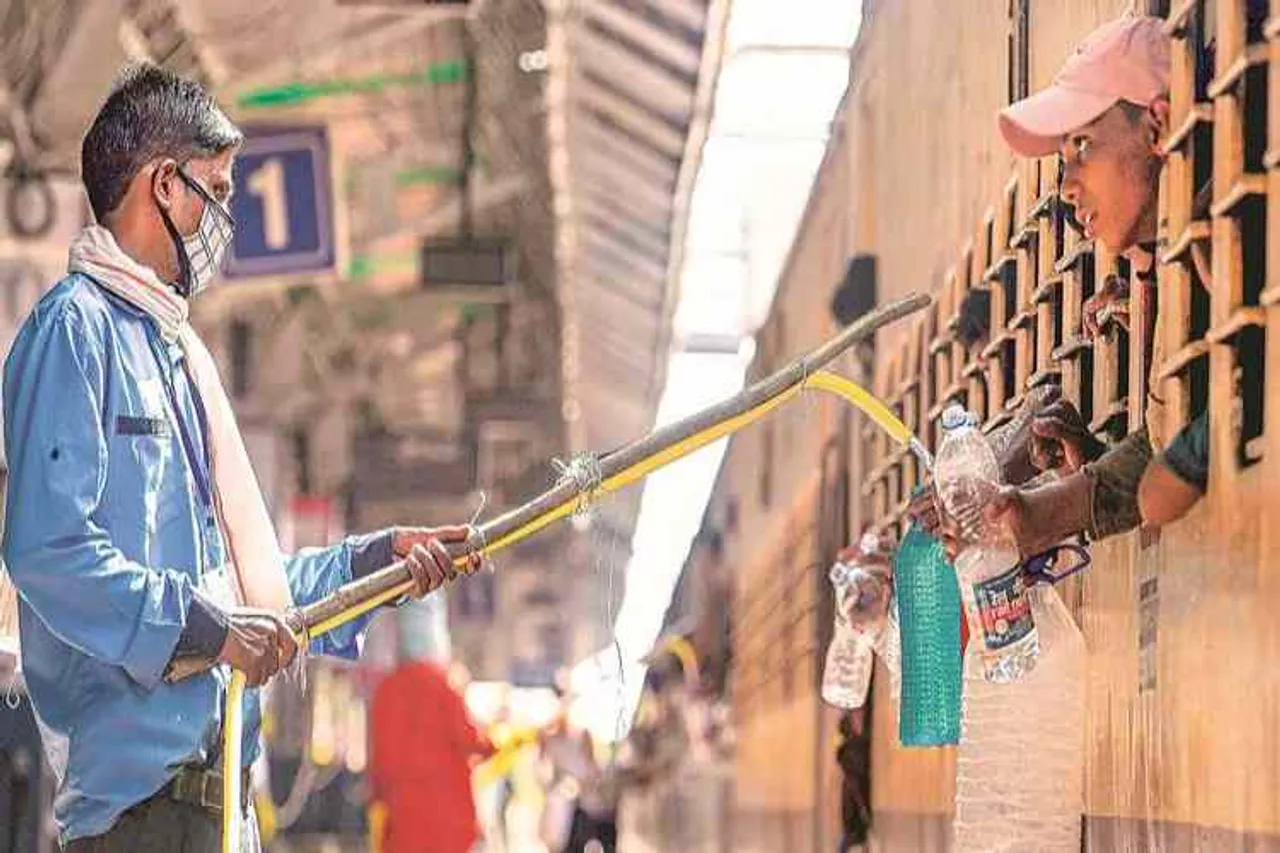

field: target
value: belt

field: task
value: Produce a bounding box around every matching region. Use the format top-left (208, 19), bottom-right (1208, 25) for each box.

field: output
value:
top-left (164, 764), bottom-right (252, 815)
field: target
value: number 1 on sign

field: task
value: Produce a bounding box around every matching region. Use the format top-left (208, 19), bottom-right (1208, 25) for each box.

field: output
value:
top-left (247, 157), bottom-right (290, 251)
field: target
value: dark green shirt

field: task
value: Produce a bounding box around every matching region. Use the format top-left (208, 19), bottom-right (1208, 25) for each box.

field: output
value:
top-left (1158, 411), bottom-right (1209, 492)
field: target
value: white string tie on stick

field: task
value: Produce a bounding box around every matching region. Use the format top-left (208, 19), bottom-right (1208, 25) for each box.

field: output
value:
top-left (552, 452), bottom-right (605, 516)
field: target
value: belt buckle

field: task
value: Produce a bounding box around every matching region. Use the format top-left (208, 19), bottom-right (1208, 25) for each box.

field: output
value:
top-left (201, 771), bottom-right (223, 813)
top-left (170, 766), bottom-right (225, 815)
top-left (171, 764), bottom-right (251, 815)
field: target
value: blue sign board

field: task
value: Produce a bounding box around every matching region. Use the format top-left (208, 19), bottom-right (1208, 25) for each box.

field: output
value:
top-left (225, 126), bottom-right (335, 278)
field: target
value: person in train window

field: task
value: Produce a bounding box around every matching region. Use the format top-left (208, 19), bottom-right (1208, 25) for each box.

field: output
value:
top-left (984, 13), bottom-right (1218, 553)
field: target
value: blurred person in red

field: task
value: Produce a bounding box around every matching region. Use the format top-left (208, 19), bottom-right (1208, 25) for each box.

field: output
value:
top-left (370, 594), bottom-right (495, 853)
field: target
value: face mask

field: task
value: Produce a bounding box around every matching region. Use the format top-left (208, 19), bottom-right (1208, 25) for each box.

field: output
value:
top-left (159, 166), bottom-right (234, 297)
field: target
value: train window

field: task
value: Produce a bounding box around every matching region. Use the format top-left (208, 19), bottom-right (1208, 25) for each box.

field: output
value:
top-left (1202, 0), bottom-right (1269, 468)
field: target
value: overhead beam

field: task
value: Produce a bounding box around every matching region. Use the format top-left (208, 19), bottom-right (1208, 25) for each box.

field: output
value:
top-left (575, 120), bottom-right (679, 184)
top-left (574, 29), bottom-right (695, 118)
top-left (581, 232), bottom-right (667, 283)
top-left (579, 255), bottom-right (665, 298)
top-left (575, 320), bottom-right (660, 368)
top-left (646, 0), bottom-right (731, 414)
top-left (576, 376), bottom-right (652, 425)
top-left (572, 321), bottom-right (661, 370)
top-left (577, 249), bottom-right (668, 302)
top-left (576, 82), bottom-right (687, 157)
top-left (578, 183), bottom-right (671, 229)
top-left (586, 2), bottom-right (703, 77)
top-left (577, 194), bottom-right (671, 246)
top-left (581, 211), bottom-right (669, 261)
top-left (568, 317), bottom-right (660, 373)
top-left (571, 153), bottom-right (674, 217)
top-left (635, 0), bottom-right (709, 34)
top-left (554, 91), bottom-right (680, 188)
top-left (575, 158), bottom-right (674, 216)
top-left (578, 353), bottom-right (656, 390)
top-left (575, 276), bottom-right (665, 315)
top-left (218, 9), bottom-right (467, 95)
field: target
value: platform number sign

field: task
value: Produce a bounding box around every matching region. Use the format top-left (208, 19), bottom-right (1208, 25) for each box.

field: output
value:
top-left (224, 126), bottom-right (336, 279)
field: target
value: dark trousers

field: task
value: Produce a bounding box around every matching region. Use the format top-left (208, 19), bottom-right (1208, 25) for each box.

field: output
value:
top-left (560, 806), bottom-right (617, 853)
top-left (64, 792), bottom-right (254, 853)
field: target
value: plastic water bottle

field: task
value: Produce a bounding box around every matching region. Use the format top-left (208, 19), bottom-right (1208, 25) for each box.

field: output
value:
top-left (934, 405), bottom-right (1038, 683)
top-left (894, 515), bottom-right (962, 746)
top-left (821, 536), bottom-right (891, 709)
top-left (874, 600), bottom-right (903, 702)
top-left (952, 584), bottom-right (1085, 852)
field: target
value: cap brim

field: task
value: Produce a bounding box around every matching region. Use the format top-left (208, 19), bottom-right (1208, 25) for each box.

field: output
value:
top-left (998, 86), bottom-right (1117, 157)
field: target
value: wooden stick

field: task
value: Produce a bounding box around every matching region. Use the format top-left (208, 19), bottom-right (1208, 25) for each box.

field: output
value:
top-left (292, 293), bottom-right (929, 635)
top-left (167, 292), bottom-right (928, 682)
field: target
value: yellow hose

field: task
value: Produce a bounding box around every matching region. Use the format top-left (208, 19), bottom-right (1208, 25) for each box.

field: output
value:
top-left (804, 371), bottom-right (915, 446)
top-left (473, 726), bottom-right (541, 789)
top-left (221, 370), bottom-right (915, 848)
top-left (222, 672), bottom-right (245, 853)
top-left (658, 635), bottom-right (701, 686)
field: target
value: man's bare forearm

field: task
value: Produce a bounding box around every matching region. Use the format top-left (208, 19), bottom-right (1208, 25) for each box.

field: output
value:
top-left (1009, 474), bottom-right (1095, 556)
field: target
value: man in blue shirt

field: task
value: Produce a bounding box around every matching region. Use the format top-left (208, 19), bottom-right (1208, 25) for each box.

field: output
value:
top-left (3, 64), bottom-right (480, 851)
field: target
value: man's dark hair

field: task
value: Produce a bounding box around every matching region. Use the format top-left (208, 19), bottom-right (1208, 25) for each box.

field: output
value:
top-left (81, 64), bottom-right (242, 222)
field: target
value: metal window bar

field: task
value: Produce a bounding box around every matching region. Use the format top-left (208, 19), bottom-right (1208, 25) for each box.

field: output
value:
top-left (1159, 1), bottom-right (1215, 439)
top-left (1089, 242), bottom-right (1131, 440)
top-left (1206, 0), bottom-right (1270, 469)
top-left (982, 198), bottom-right (1018, 431)
top-left (864, 348), bottom-right (899, 528)
top-left (964, 243), bottom-right (991, 421)
top-left (894, 320), bottom-right (925, 496)
top-left (885, 350), bottom-right (907, 525)
top-left (1053, 197), bottom-right (1098, 429)
top-left (1263, 1), bottom-right (1280, 465)
top-left (924, 298), bottom-right (947, 458)
top-left (1031, 157), bottom-right (1066, 392)
top-left (1011, 163), bottom-right (1040, 411)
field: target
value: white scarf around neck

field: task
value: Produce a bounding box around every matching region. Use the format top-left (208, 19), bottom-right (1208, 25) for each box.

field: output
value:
top-left (68, 225), bottom-right (293, 614)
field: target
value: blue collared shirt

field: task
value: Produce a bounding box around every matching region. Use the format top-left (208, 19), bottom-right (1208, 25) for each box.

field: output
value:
top-left (3, 275), bottom-right (389, 843)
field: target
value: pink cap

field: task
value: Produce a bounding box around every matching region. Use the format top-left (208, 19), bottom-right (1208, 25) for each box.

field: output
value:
top-left (999, 15), bottom-right (1169, 157)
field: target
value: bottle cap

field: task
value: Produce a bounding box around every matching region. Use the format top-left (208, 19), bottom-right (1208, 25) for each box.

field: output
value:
top-left (940, 404), bottom-right (973, 432)
top-left (858, 531), bottom-right (881, 556)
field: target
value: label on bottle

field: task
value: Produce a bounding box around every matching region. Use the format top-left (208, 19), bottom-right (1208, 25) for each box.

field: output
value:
top-left (971, 564), bottom-right (1033, 651)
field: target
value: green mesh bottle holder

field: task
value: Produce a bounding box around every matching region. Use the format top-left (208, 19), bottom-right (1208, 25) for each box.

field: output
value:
top-left (894, 516), bottom-right (963, 746)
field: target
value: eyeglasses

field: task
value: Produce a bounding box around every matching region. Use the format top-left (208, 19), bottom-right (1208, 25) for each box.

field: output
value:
top-left (176, 165), bottom-right (234, 227)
